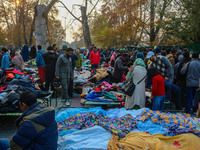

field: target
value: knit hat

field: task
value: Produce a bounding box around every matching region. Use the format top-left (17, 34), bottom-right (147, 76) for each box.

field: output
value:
top-left (62, 45), bottom-right (68, 51)
top-left (178, 55), bottom-right (183, 62)
top-left (147, 51), bottom-right (155, 58)
top-left (137, 52), bottom-right (144, 60)
top-left (155, 47), bottom-right (161, 54)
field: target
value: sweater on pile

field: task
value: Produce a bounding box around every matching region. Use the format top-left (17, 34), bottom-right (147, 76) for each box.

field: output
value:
top-left (152, 74), bottom-right (165, 96)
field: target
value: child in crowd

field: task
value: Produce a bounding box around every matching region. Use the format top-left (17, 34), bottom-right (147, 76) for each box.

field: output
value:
top-left (147, 67), bottom-right (166, 110)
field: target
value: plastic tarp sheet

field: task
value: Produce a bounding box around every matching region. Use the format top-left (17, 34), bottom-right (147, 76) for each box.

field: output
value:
top-left (55, 107), bottom-right (107, 122)
top-left (57, 126), bottom-right (112, 150)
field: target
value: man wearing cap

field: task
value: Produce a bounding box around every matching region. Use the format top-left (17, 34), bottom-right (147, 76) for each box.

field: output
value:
top-left (58, 45), bottom-right (68, 56)
top-left (56, 48), bottom-right (73, 105)
top-left (147, 50), bottom-right (174, 83)
top-left (112, 53), bottom-right (129, 83)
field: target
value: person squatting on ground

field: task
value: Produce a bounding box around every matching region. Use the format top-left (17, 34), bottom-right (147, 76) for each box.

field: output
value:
top-left (10, 91), bottom-right (58, 150)
top-left (147, 67), bottom-right (166, 111)
top-left (56, 48), bottom-right (73, 106)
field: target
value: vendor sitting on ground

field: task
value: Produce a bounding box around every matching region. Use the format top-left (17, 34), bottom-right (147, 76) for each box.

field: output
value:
top-left (112, 53), bottom-right (129, 83)
top-left (10, 91), bottom-right (58, 150)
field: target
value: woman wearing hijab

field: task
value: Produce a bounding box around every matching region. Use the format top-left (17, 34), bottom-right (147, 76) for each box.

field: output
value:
top-left (125, 58), bottom-right (147, 109)
top-left (12, 52), bottom-right (24, 70)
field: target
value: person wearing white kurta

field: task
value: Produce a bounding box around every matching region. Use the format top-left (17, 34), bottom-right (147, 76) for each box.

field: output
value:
top-left (125, 58), bottom-right (147, 109)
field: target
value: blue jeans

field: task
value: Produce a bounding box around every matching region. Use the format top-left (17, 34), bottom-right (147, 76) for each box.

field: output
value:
top-left (165, 80), bottom-right (182, 110)
top-left (152, 95), bottom-right (166, 111)
top-left (185, 86), bottom-right (198, 113)
top-left (0, 139), bottom-right (10, 150)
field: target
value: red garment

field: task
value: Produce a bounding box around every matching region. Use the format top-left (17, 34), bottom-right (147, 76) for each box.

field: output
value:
top-left (152, 74), bottom-right (165, 96)
top-left (0, 85), bottom-right (7, 92)
top-left (7, 69), bottom-right (24, 75)
top-left (89, 51), bottom-right (100, 65)
top-left (38, 67), bottom-right (46, 85)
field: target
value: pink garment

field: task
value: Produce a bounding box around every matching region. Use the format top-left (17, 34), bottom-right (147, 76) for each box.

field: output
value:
top-left (121, 75), bottom-right (126, 82)
top-left (110, 52), bottom-right (116, 65)
top-left (101, 81), bottom-right (113, 91)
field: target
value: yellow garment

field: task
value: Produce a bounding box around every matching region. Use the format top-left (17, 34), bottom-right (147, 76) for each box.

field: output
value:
top-left (88, 68), bottom-right (108, 81)
top-left (107, 131), bottom-right (200, 150)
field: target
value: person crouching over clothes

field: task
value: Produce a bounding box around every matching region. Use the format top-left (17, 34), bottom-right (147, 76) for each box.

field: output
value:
top-left (147, 67), bottom-right (166, 111)
top-left (10, 91), bottom-right (58, 150)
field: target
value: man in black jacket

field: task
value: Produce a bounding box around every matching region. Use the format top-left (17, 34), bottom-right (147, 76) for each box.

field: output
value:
top-left (43, 46), bottom-right (58, 91)
top-left (112, 53), bottom-right (129, 83)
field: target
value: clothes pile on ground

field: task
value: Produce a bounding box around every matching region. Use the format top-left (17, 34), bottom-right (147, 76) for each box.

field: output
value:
top-left (56, 107), bottom-right (200, 150)
top-left (0, 68), bottom-right (50, 113)
top-left (80, 81), bottom-right (125, 107)
top-left (73, 70), bottom-right (91, 88)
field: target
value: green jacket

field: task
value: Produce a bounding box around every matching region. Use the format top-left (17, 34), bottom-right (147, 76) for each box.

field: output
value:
top-left (75, 54), bottom-right (83, 68)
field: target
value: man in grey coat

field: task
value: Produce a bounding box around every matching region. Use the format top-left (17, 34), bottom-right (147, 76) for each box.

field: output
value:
top-left (55, 48), bottom-right (73, 105)
top-left (180, 52), bottom-right (200, 113)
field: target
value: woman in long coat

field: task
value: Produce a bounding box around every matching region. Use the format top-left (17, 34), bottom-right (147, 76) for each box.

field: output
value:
top-left (125, 58), bottom-right (147, 109)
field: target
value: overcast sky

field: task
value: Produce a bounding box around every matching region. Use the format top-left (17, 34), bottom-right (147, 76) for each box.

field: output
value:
top-left (56, 0), bottom-right (101, 43)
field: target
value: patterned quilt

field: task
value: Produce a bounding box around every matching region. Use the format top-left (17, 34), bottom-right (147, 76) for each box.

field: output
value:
top-left (136, 109), bottom-right (196, 129)
top-left (57, 113), bottom-right (137, 138)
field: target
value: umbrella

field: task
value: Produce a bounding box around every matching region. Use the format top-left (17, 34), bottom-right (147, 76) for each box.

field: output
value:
top-left (80, 47), bottom-right (86, 50)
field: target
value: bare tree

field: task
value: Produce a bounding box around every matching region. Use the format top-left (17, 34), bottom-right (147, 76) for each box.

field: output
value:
top-left (59, 0), bottom-right (99, 49)
top-left (35, 0), bottom-right (58, 50)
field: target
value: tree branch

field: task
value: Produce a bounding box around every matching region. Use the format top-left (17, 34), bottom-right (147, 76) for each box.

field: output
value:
top-left (85, 0), bottom-right (88, 12)
top-left (59, 1), bottom-right (82, 23)
top-left (45, 0), bottom-right (58, 15)
top-left (87, 0), bottom-right (99, 16)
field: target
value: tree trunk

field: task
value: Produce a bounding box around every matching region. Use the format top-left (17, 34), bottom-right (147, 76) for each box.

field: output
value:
top-left (150, 0), bottom-right (155, 46)
top-left (81, 6), bottom-right (91, 49)
top-left (22, 0), bottom-right (28, 45)
top-left (29, 7), bottom-right (36, 45)
top-left (35, 5), bottom-right (49, 51)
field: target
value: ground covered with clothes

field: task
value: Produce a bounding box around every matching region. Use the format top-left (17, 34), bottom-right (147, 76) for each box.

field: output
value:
top-left (0, 68), bottom-right (51, 113)
top-left (56, 107), bottom-right (200, 150)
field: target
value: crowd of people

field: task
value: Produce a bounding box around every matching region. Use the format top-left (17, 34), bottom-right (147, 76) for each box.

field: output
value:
top-left (0, 45), bottom-right (200, 113)
top-left (1, 44), bottom-right (200, 150)
top-left (110, 47), bottom-right (200, 114)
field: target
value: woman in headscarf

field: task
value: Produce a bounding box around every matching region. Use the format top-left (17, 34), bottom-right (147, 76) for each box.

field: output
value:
top-left (12, 52), bottom-right (24, 70)
top-left (125, 58), bottom-right (147, 109)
